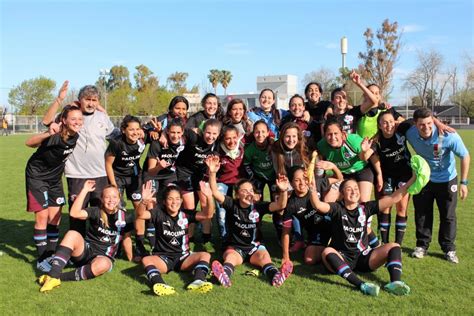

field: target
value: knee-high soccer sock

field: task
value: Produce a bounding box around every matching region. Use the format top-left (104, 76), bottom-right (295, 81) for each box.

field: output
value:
top-left (135, 234), bottom-right (147, 254)
top-left (46, 224), bottom-right (59, 255)
top-left (145, 265), bottom-right (165, 285)
top-left (395, 216), bottom-right (407, 245)
top-left (262, 263), bottom-right (278, 282)
top-left (378, 213), bottom-right (391, 244)
top-left (386, 246), bottom-right (402, 282)
top-left (34, 228), bottom-right (48, 261)
top-left (193, 261), bottom-right (210, 281)
top-left (326, 253), bottom-right (363, 287)
top-left (368, 230), bottom-right (380, 248)
top-left (223, 263), bottom-right (235, 278)
top-left (49, 245), bottom-right (73, 278)
top-left (60, 264), bottom-right (96, 281)
top-left (146, 222), bottom-right (156, 248)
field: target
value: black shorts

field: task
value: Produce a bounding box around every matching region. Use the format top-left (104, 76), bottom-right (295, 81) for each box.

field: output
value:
top-left (154, 252), bottom-right (190, 273)
top-left (252, 177), bottom-right (277, 196)
top-left (177, 173), bottom-right (201, 192)
top-left (115, 175), bottom-right (142, 201)
top-left (74, 241), bottom-right (114, 268)
top-left (226, 244), bottom-right (266, 262)
top-left (380, 174), bottom-right (412, 196)
top-left (67, 177), bottom-right (108, 208)
top-left (339, 248), bottom-right (374, 272)
top-left (344, 166), bottom-right (374, 183)
top-left (307, 222), bottom-right (331, 247)
top-left (25, 177), bottom-right (66, 212)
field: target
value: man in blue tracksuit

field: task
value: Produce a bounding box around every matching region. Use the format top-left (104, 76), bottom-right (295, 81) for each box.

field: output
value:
top-left (405, 108), bottom-right (470, 263)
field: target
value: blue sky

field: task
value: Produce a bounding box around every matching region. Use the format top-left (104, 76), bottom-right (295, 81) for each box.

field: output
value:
top-left (1, 0), bottom-right (473, 110)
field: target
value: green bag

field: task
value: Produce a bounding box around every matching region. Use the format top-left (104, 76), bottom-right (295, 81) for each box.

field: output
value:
top-left (407, 155), bottom-right (430, 195)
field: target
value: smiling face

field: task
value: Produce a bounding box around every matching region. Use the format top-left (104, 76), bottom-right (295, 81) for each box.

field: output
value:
top-left (63, 109), bottom-right (84, 134)
top-left (253, 122), bottom-right (269, 145)
top-left (203, 125), bottom-right (220, 145)
top-left (79, 95), bottom-right (100, 114)
top-left (306, 84), bottom-right (321, 103)
top-left (379, 113), bottom-right (396, 137)
top-left (289, 96), bottom-right (305, 118)
top-left (101, 187), bottom-right (121, 212)
top-left (172, 101), bottom-right (187, 119)
top-left (223, 129), bottom-right (239, 150)
top-left (415, 116), bottom-right (434, 139)
top-left (341, 180), bottom-right (360, 205)
top-left (122, 121), bottom-right (141, 144)
top-left (283, 127), bottom-right (298, 150)
top-left (236, 181), bottom-right (255, 207)
top-left (229, 102), bottom-right (245, 123)
top-left (167, 125), bottom-right (184, 144)
top-left (259, 90), bottom-right (275, 112)
top-left (291, 169), bottom-right (308, 195)
top-left (203, 96), bottom-right (218, 116)
top-left (332, 91), bottom-right (347, 114)
top-left (325, 124), bottom-right (344, 148)
top-left (164, 189), bottom-right (183, 215)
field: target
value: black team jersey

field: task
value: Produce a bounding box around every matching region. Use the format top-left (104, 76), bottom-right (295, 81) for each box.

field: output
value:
top-left (105, 135), bottom-right (146, 177)
top-left (175, 129), bottom-right (217, 177)
top-left (375, 121), bottom-right (412, 180)
top-left (84, 207), bottom-right (134, 259)
top-left (327, 107), bottom-right (363, 135)
top-left (149, 207), bottom-right (197, 256)
top-left (26, 133), bottom-right (79, 181)
top-left (142, 138), bottom-right (185, 180)
top-left (222, 196), bottom-right (270, 249)
top-left (282, 177), bottom-right (330, 231)
top-left (327, 201), bottom-right (379, 260)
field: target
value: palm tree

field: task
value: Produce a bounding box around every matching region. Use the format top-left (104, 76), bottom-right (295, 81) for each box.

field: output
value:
top-left (220, 70), bottom-right (233, 95)
top-left (208, 69), bottom-right (222, 94)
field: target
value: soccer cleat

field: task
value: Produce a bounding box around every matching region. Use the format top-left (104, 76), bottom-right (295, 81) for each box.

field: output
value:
top-left (186, 279), bottom-right (213, 293)
top-left (360, 282), bottom-right (380, 296)
top-left (444, 251), bottom-right (459, 264)
top-left (384, 281), bottom-right (411, 296)
top-left (40, 276), bottom-right (61, 292)
top-left (37, 274), bottom-right (48, 285)
top-left (289, 241), bottom-right (305, 253)
top-left (202, 241), bottom-right (216, 253)
top-left (36, 258), bottom-right (52, 273)
top-left (211, 261), bottom-right (232, 288)
top-left (411, 247), bottom-right (427, 259)
top-left (153, 283), bottom-right (176, 296)
top-left (272, 261), bottom-right (293, 287)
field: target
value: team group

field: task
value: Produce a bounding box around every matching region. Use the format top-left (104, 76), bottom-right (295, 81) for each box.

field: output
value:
top-left (25, 71), bottom-right (470, 296)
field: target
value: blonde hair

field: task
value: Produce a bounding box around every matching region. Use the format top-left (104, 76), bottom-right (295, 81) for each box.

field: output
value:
top-left (100, 185), bottom-right (120, 228)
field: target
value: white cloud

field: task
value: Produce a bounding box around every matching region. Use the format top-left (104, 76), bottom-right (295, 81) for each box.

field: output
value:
top-left (223, 43), bottom-right (251, 55)
top-left (401, 24), bottom-right (425, 33)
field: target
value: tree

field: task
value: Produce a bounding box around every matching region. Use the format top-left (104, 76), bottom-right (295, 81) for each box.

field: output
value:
top-left (358, 19), bottom-right (402, 98)
top-left (167, 72), bottom-right (189, 94)
top-left (208, 69), bottom-right (222, 94)
top-left (403, 50), bottom-right (453, 108)
top-left (220, 70), bottom-right (232, 95)
top-left (134, 65), bottom-right (158, 92)
top-left (8, 76), bottom-right (56, 115)
top-left (107, 86), bottom-right (134, 116)
top-left (302, 67), bottom-right (338, 99)
top-left (107, 65), bottom-right (131, 91)
top-left (451, 55), bottom-right (474, 117)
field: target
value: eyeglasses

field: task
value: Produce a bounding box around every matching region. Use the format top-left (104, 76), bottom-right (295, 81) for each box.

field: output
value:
top-left (239, 189), bottom-right (254, 195)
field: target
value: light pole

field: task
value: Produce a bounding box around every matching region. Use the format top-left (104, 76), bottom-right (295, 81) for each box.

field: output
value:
top-left (341, 36), bottom-right (348, 69)
top-left (99, 69), bottom-right (110, 111)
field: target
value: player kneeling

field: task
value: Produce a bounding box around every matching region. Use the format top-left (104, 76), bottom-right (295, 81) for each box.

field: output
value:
top-left (137, 181), bottom-right (215, 296)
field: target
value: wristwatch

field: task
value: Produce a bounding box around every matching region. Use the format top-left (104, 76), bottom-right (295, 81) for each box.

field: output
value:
top-left (460, 179), bottom-right (469, 185)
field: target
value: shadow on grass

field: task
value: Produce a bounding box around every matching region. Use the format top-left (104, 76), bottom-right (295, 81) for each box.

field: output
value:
top-left (0, 218), bottom-right (37, 263)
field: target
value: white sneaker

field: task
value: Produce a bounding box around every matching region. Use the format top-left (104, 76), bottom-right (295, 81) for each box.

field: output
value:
top-left (411, 247), bottom-right (427, 259)
top-left (444, 251), bottom-right (459, 264)
top-left (36, 258), bottom-right (52, 272)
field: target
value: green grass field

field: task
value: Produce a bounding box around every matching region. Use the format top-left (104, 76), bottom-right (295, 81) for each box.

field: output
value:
top-left (1, 132), bottom-right (473, 315)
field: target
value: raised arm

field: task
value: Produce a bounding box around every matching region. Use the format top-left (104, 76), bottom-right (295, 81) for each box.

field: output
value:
top-left (378, 174), bottom-right (416, 210)
top-left (136, 180), bottom-right (154, 220)
top-left (70, 180), bottom-right (96, 220)
top-left (42, 80), bottom-right (69, 126)
top-left (205, 155), bottom-right (225, 204)
top-left (269, 174), bottom-right (289, 212)
top-left (350, 70), bottom-right (378, 113)
top-left (359, 137), bottom-right (375, 161)
top-left (316, 160), bottom-right (344, 185)
top-left (309, 179), bottom-right (331, 213)
top-left (195, 181), bottom-right (216, 221)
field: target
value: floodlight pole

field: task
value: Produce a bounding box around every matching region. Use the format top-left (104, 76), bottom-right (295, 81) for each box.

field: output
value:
top-left (341, 37), bottom-right (348, 69)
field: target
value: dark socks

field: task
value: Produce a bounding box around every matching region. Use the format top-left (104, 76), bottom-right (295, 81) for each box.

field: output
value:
top-left (60, 264), bottom-right (96, 281)
top-left (49, 245), bottom-right (73, 278)
top-left (34, 229), bottom-right (48, 261)
top-left (262, 263), bottom-right (278, 281)
top-left (202, 233), bottom-right (211, 243)
top-left (368, 230), bottom-right (380, 248)
top-left (378, 213), bottom-right (391, 244)
top-left (46, 224), bottom-right (59, 253)
top-left (386, 246), bottom-right (402, 282)
top-left (395, 215), bottom-right (407, 245)
top-left (193, 261), bottom-right (210, 281)
top-left (135, 235), bottom-right (147, 254)
top-left (145, 265), bottom-right (165, 285)
top-left (326, 253), bottom-right (363, 287)
top-left (223, 263), bottom-right (235, 278)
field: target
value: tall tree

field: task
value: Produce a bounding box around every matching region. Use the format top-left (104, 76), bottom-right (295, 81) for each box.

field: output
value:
top-left (107, 65), bottom-right (131, 91)
top-left (107, 86), bottom-right (133, 116)
top-left (167, 71), bottom-right (189, 94)
top-left (220, 70), bottom-right (232, 95)
top-left (8, 76), bottom-right (56, 115)
top-left (358, 19), bottom-right (402, 98)
top-left (208, 69), bottom-right (222, 94)
top-left (134, 65), bottom-right (158, 92)
top-left (451, 54), bottom-right (474, 117)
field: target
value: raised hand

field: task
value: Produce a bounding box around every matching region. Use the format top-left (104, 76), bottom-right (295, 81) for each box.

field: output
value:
top-left (350, 70), bottom-right (361, 85)
top-left (150, 118), bottom-right (162, 132)
top-left (205, 155), bottom-right (221, 173)
top-left (82, 180), bottom-right (96, 192)
top-left (48, 122), bottom-right (61, 135)
top-left (58, 80), bottom-right (69, 101)
top-left (141, 180), bottom-right (156, 203)
top-left (315, 160), bottom-right (334, 171)
top-left (199, 181), bottom-right (212, 197)
top-left (361, 137), bottom-right (373, 152)
top-left (276, 174), bottom-right (289, 192)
